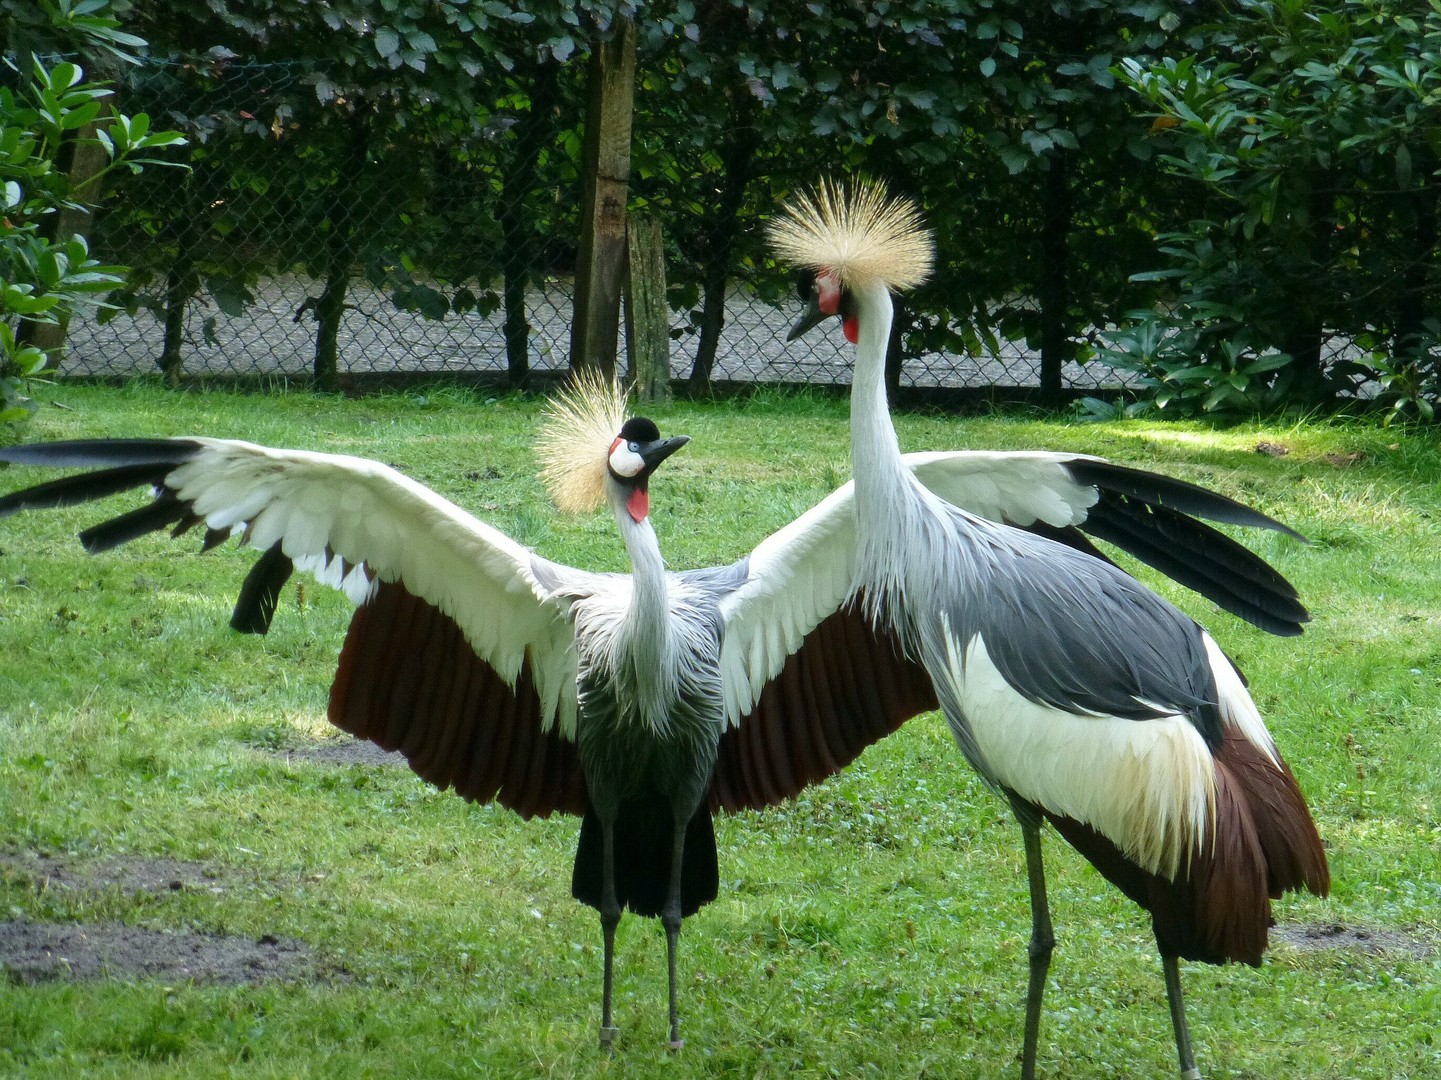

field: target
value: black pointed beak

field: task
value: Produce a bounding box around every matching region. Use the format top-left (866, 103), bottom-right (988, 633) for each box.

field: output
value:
top-left (639, 435), bottom-right (689, 471)
top-left (786, 291), bottom-right (830, 341)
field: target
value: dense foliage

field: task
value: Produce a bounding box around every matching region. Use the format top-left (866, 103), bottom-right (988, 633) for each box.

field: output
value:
top-left (1109, 0), bottom-right (1441, 419)
top-left (0, 1), bottom-right (183, 424)
top-left (6, 0), bottom-right (1437, 414)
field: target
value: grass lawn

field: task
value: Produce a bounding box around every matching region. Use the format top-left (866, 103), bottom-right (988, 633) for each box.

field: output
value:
top-left (1, 381), bottom-right (1438, 1079)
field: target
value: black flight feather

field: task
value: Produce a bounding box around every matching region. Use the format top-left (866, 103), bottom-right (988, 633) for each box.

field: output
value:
top-left (0, 438), bottom-right (205, 471)
top-left (230, 543), bottom-right (295, 635)
top-left (1064, 459), bottom-right (1307, 541)
top-left (0, 463), bottom-right (173, 517)
top-left (78, 497), bottom-right (192, 554)
top-left (1082, 494), bottom-right (1309, 636)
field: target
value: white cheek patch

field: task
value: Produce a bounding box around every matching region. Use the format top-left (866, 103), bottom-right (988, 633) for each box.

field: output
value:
top-left (608, 439), bottom-right (646, 478)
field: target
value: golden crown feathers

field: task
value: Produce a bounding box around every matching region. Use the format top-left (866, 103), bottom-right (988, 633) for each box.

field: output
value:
top-left (767, 177), bottom-right (934, 293)
top-left (537, 370), bottom-right (628, 513)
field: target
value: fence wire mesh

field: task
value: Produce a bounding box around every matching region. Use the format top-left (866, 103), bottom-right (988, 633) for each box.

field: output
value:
top-left (57, 57), bottom-right (1139, 393)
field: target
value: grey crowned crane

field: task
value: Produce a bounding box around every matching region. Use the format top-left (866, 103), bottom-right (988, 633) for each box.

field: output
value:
top-left (769, 180), bottom-right (1329, 1079)
top-left (2, 380), bottom-right (1308, 1057)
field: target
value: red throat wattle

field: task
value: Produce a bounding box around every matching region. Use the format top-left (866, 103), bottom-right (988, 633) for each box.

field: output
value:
top-left (843, 315), bottom-right (860, 344)
top-left (626, 487), bottom-right (649, 522)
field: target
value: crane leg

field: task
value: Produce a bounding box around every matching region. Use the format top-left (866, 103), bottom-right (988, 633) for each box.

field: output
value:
top-left (661, 811), bottom-right (687, 1052)
top-left (598, 822), bottom-right (622, 1051)
top-left (1162, 953), bottom-right (1202, 1079)
top-left (1018, 819), bottom-right (1055, 1080)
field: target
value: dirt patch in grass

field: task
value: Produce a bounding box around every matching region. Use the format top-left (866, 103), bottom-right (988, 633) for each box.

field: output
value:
top-left (1273, 921), bottom-right (1435, 959)
top-left (1, 850), bottom-right (230, 897)
top-left (281, 738), bottom-right (404, 768)
top-left (1, 921), bottom-right (313, 985)
top-left (1, 852), bottom-right (321, 986)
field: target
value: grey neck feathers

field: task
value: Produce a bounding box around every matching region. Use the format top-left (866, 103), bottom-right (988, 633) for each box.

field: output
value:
top-left (607, 480), bottom-right (680, 730)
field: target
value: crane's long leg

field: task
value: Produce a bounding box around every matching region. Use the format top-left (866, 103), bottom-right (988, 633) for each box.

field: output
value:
top-left (598, 821), bottom-right (622, 1051)
top-left (1163, 953), bottom-right (1202, 1080)
top-left (1018, 818), bottom-right (1055, 1080)
top-left (661, 809), bottom-right (688, 1051)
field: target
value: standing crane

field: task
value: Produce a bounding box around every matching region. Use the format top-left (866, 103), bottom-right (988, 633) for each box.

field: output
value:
top-left (2, 375), bottom-right (1309, 1057)
top-left (768, 179), bottom-right (1330, 1079)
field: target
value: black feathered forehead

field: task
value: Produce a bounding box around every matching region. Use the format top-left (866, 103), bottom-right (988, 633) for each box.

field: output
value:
top-left (618, 417), bottom-right (660, 443)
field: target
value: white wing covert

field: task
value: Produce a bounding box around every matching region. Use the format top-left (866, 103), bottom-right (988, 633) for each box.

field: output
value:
top-left (0, 437), bottom-right (582, 735)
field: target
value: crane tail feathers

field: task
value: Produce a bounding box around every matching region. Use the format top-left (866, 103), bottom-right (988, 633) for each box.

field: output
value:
top-left (572, 805), bottom-right (719, 919)
top-left (1031, 730), bottom-right (1327, 966)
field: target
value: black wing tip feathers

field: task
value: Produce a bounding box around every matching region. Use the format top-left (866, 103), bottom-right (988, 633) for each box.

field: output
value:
top-left (1064, 459), bottom-right (1308, 542)
top-left (1080, 502), bottom-right (1311, 636)
top-left (0, 438), bottom-right (206, 470)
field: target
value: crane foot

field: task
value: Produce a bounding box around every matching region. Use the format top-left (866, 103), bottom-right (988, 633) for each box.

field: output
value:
top-left (1180, 1069), bottom-right (1202, 1080)
top-left (666, 1038), bottom-right (685, 1053)
top-left (598, 1025), bottom-right (621, 1052)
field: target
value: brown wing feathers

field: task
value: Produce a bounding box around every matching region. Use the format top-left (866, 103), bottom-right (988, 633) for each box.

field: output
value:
top-left (329, 579), bottom-right (588, 819)
top-left (709, 600), bottom-right (939, 813)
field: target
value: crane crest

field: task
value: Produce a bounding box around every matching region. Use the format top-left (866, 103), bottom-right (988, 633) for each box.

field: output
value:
top-left (538, 370), bottom-right (629, 513)
top-left (767, 178), bottom-right (933, 293)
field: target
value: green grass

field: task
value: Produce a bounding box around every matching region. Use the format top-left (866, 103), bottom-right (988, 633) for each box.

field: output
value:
top-left (1, 382), bottom-right (1439, 1078)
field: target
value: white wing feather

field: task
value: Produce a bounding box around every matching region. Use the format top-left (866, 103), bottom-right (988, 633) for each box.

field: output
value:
top-left (906, 450), bottom-right (1103, 528)
top-left (718, 450), bottom-right (1108, 728)
top-left (167, 438), bottom-right (580, 735)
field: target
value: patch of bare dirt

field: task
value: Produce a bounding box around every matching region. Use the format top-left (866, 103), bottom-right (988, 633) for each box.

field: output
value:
top-left (1, 921), bottom-right (313, 985)
top-left (0, 850), bottom-right (229, 897)
top-left (281, 738), bottom-right (404, 767)
top-left (1273, 921), bottom-right (1435, 959)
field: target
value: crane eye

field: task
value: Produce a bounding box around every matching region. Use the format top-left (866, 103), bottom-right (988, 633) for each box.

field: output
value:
top-left (628, 441), bottom-right (639, 452)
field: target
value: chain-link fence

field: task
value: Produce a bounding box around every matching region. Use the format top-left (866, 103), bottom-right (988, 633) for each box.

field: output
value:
top-left (54, 57), bottom-right (1139, 394)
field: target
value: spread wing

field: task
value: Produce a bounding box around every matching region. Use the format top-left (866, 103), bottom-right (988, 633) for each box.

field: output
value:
top-left (709, 451), bottom-right (1308, 811)
top-left (907, 450), bottom-right (1308, 636)
top-left (0, 437), bottom-right (589, 818)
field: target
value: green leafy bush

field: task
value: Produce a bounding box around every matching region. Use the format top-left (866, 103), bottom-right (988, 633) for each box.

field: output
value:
top-left (1116, 0), bottom-right (1441, 418)
top-left (1, 2), bottom-right (184, 426)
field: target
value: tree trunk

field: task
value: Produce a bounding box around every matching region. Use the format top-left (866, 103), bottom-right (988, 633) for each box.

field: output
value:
top-left (499, 62), bottom-right (562, 389)
top-left (159, 262), bottom-right (196, 387)
top-left (1037, 156), bottom-right (1071, 403)
top-left (625, 213), bottom-right (670, 402)
top-left (570, 18), bottom-right (636, 378)
top-left (157, 175), bottom-right (205, 387)
top-left (687, 91), bottom-right (759, 393)
top-left (1396, 151), bottom-right (1437, 374)
top-left (313, 117), bottom-right (368, 391)
top-left (1280, 182), bottom-right (1333, 401)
